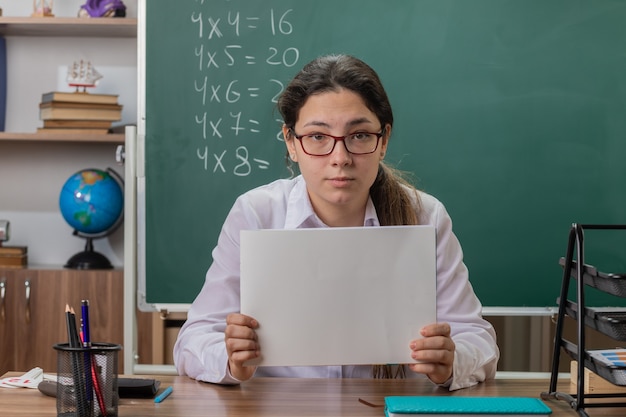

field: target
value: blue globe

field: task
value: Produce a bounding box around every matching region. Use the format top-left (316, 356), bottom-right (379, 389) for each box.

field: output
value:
top-left (59, 168), bottom-right (124, 236)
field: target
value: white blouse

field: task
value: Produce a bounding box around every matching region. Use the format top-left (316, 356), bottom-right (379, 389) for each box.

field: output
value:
top-left (173, 175), bottom-right (499, 391)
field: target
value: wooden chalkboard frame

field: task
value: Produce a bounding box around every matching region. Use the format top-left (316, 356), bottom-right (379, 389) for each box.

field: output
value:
top-left (135, 0), bottom-right (626, 313)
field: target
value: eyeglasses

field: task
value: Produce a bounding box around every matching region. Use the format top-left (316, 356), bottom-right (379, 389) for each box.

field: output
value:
top-left (290, 129), bottom-right (384, 156)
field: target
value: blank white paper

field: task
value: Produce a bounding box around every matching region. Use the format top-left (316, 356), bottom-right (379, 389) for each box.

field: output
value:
top-left (240, 226), bottom-right (436, 367)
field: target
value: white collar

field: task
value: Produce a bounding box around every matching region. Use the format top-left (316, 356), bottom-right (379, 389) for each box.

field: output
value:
top-left (284, 176), bottom-right (380, 229)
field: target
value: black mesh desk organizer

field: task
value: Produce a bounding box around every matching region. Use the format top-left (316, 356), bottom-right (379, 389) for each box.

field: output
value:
top-left (541, 224), bottom-right (626, 416)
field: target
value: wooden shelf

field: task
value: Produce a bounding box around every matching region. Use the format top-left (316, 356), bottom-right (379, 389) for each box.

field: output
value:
top-left (0, 132), bottom-right (124, 144)
top-left (0, 17), bottom-right (137, 38)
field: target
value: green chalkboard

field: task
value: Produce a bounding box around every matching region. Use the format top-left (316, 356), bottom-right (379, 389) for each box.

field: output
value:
top-left (140, 0), bottom-right (626, 309)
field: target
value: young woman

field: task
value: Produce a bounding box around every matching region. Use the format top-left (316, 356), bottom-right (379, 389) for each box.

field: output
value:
top-left (174, 54), bottom-right (499, 391)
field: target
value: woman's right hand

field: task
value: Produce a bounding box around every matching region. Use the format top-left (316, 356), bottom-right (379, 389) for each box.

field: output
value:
top-left (225, 313), bottom-right (260, 381)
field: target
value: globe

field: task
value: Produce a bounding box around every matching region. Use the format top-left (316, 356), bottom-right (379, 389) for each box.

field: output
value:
top-left (59, 168), bottom-right (124, 269)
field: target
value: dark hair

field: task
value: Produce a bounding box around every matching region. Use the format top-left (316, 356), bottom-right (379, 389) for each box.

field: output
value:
top-left (278, 54), bottom-right (421, 227)
top-left (278, 54), bottom-right (393, 130)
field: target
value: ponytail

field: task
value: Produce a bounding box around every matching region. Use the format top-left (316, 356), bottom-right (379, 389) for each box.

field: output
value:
top-left (370, 162), bottom-right (421, 226)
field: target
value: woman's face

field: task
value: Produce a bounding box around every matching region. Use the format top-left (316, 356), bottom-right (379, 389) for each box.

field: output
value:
top-left (284, 88), bottom-right (390, 224)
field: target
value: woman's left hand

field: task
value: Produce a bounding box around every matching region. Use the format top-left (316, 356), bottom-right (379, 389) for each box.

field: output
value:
top-left (408, 322), bottom-right (455, 384)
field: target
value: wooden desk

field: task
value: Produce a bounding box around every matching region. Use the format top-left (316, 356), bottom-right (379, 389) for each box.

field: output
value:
top-left (1, 372), bottom-right (624, 416)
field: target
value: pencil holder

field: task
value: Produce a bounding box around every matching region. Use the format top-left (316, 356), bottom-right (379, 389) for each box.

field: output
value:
top-left (54, 342), bottom-right (122, 417)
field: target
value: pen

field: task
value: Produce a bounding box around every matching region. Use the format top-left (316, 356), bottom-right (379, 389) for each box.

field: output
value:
top-left (81, 300), bottom-right (91, 348)
top-left (80, 300), bottom-right (95, 412)
top-left (79, 326), bottom-right (107, 416)
top-left (154, 386), bottom-right (173, 403)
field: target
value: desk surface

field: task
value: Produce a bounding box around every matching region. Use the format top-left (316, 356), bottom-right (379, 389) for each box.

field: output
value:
top-left (1, 372), bottom-right (625, 416)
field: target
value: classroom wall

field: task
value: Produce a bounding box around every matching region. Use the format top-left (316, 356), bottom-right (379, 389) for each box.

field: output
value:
top-left (0, 0), bottom-right (138, 267)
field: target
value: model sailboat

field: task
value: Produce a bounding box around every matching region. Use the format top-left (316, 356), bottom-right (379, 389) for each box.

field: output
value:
top-left (67, 60), bottom-right (103, 91)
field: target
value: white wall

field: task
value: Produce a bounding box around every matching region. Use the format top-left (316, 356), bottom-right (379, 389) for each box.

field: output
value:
top-left (0, 0), bottom-right (137, 267)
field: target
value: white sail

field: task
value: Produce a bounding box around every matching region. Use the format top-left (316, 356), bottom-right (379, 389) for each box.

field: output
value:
top-left (67, 60), bottom-right (103, 89)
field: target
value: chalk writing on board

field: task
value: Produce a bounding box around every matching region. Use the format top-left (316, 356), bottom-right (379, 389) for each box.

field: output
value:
top-left (190, 6), bottom-right (299, 177)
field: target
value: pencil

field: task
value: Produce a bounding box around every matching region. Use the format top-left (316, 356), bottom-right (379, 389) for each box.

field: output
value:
top-left (69, 307), bottom-right (81, 348)
top-left (65, 304), bottom-right (79, 348)
top-left (90, 353), bottom-right (107, 416)
top-left (65, 304), bottom-right (74, 346)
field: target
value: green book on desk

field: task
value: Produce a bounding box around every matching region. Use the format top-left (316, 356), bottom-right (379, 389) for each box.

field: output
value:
top-left (384, 396), bottom-right (552, 416)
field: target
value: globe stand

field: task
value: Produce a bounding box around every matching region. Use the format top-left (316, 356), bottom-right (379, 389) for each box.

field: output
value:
top-left (64, 236), bottom-right (113, 270)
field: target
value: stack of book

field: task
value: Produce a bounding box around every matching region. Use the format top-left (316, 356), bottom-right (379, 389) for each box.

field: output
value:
top-left (37, 91), bottom-right (123, 135)
top-left (0, 245), bottom-right (27, 268)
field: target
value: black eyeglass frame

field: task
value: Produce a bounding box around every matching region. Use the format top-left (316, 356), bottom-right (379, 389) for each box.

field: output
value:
top-left (289, 128), bottom-right (385, 156)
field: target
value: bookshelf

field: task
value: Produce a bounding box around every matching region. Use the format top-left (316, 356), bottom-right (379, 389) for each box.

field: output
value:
top-left (0, 17), bottom-right (137, 38)
top-left (0, 132), bottom-right (124, 143)
top-left (0, 17), bottom-right (136, 143)
top-left (0, 9), bottom-right (167, 374)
